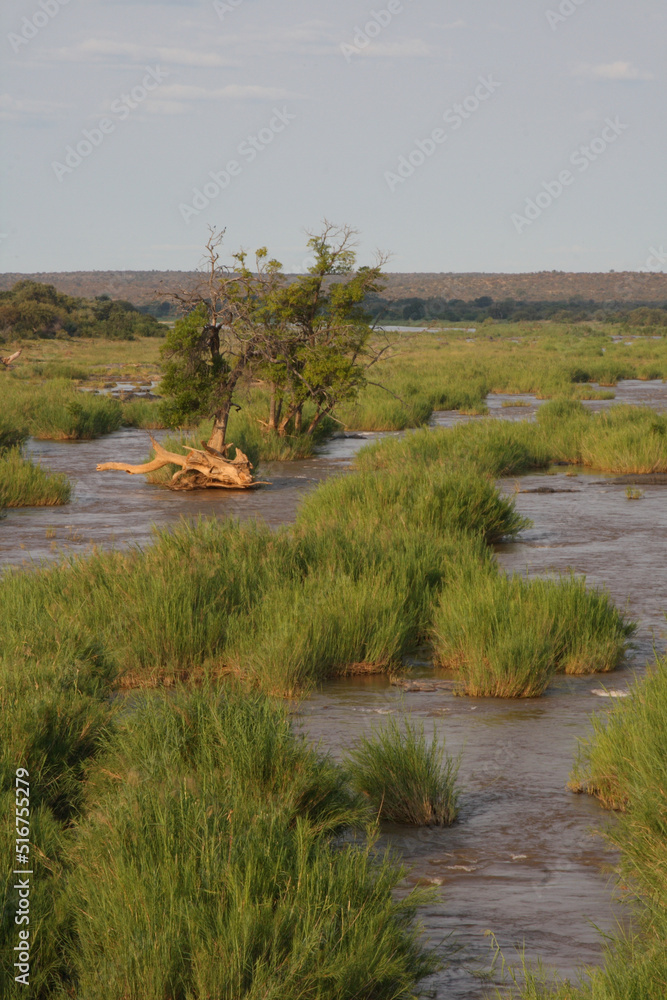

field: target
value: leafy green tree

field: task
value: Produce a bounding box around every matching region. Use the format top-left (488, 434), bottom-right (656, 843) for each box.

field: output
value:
top-left (159, 230), bottom-right (283, 451)
top-left (252, 223), bottom-right (388, 436)
top-left (159, 223), bottom-right (389, 449)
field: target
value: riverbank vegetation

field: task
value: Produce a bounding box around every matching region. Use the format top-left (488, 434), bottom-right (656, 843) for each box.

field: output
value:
top-left (432, 571), bottom-right (632, 698)
top-left (1, 442), bottom-right (631, 994)
top-left (4, 280), bottom-right (667, 462)
top-left (0, 678), bottom-right (440, 998)
top-left (4, 308), bottom-right (664, 996)
top-left (503, 659), bottom-right (667, 999)
top-left (358, 398), bottom-right (667, 476)
top-left (0, 418), bottom-right (70, 509)
top-left (0, 447), bottom-right (71, 508)
top-left (0, 433), bottom-right (632, 698)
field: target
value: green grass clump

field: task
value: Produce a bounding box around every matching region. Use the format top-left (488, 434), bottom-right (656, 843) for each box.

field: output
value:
top-left (0, 642), bottom-right (117, 999)
top-left (56, 689), bottom-right (438, 1000)
top-left (570, 659), bottom-right (667, 811)
top-left (0, 413), bottom-right (27, 450)
top-left (3, 379), bottom-right (123, 439)
top-left (432, 571), bottom-right (633, 698)
top-left (225, 571), bottom-right (414, 695)
top-left (120, 398), bottom-right (166, 429)
top-left (537, 399), bottom-right (667, 472)
top-left (0, 457), bottom-right (523, 693)
top-left (356, 419), bottom-right (551, 478)
top-left (297, 466), bottom-right (529, 544)
top-left (346, 716), bottom-right (460, 826)
top-left (357, 397), bottom-right (667, 477)
top-left (0, 644), bottom-right (117, 820)
top-left (0, 438), bottom-right (628, 702)
top-left (336, 369), bottom-right (489, 431)
top-left (0, 447), bottom-right (71, 507)
top-left (578, 405), bottom-right (667, 473)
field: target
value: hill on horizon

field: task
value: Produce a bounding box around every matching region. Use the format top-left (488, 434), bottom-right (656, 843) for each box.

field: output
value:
top-left (1, 270), bottom-right (667, 307)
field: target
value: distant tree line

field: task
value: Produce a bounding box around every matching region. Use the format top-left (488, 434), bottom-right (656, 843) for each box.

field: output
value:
top-left (0, 281), bottom-right (165, 341)
top-left (365, 294), bottom-right (667, 326)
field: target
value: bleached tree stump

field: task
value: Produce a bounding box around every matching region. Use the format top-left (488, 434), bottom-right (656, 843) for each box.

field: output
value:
top-left (97, 436), bottom-right (263, 490)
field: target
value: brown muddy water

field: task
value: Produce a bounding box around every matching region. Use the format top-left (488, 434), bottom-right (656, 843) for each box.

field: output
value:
top-left (4, 379), bottom-right (667, 998)
top-left (1, 430), bottom-right (388, 567)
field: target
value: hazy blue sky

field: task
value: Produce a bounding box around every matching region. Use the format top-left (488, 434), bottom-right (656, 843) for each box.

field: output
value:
top-left (1, 0), bottom-right (665, 273)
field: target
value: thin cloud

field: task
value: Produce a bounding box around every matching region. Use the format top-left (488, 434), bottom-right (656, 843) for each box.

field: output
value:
top-left (143, 82), bottom-right (305, 114)
top-left (156, 82), bottom-right (302, 100)
top-left (0, 94), bottom-right (68, 122)
top-left (356, 40), bottom-right (437, 59)
top-left (49, 39), bottom-right (234, 67)
top-left (575, 61), bottom-right (655, 81)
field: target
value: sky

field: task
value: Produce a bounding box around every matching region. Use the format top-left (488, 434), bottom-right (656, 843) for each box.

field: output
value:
top-left (1, 0), bottom-right (665, 274)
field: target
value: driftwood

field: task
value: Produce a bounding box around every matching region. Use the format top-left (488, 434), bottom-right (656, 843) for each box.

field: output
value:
top-left (97, 436), bottom-right (265, 490)
top-left (1, 350), bottom-right (21, 368)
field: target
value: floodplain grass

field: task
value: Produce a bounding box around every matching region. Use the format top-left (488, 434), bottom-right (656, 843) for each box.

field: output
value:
top-left (0, 323), bottom-right (665, 485)
top-left (358, 397), bottom-right (667, 477)
top-left (356, 418), bottom-right (551, 478)
top-left (0, 686), bottom-right (441, 1000)
top-left (0, 325), bottom-right (658, 997)
top-left (120, 397), bottom-right (166, 429)
top-left (503, 659), bottom-right (667, 999)
top-left (296, 466), bottom-right (530, 545)
top-left (224, 571), bottom-right (414, 696)
top-left (0, 413), bottom-right (27, 450)
top-left (4, 321), bottom-right (667, 455)
top-left (346, 716), bottom-right (460, 826)
top-left (432, 571), bottom-right (634, 698)
top-left (0, 504), bottom-right (495, 693)
top-left (0, 447), bottom-right (71, 507)
top-left (0, 409), bottom-right (637, 697)
top-left (3, 378), bottom-right (123, 439)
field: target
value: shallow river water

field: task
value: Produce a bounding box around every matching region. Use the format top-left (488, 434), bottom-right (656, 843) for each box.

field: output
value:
top-left (4, 381), bottom-right (667, 997)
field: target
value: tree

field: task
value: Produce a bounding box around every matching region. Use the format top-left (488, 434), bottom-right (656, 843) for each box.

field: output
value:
top-left (159, 228), bottom-right (284, 452)
top-left (98, 223), bottom-right (390, 491)
top-left (240, 222), bottom-right (389, 437)
top-left (160, 222), bottom-right (388, 446)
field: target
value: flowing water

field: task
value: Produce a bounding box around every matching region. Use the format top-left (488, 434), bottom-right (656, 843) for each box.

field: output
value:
top-left (0, 431), bottom-right (387, 567)
top-left (4, 380), bottom-right (667, 997)
top-left (300, 461), bottom-right (667, 997)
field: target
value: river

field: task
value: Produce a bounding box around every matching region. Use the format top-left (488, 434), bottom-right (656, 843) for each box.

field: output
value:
top-left (4, 380), bottom-right (667, 997)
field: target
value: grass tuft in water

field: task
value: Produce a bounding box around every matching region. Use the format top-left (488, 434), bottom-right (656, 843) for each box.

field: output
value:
top-left (0, 447), bottom-right (71, 508)
top-left (346, 716), bottom-right (460, 826)
top-left (432, 570), bottom-right (634, 697)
